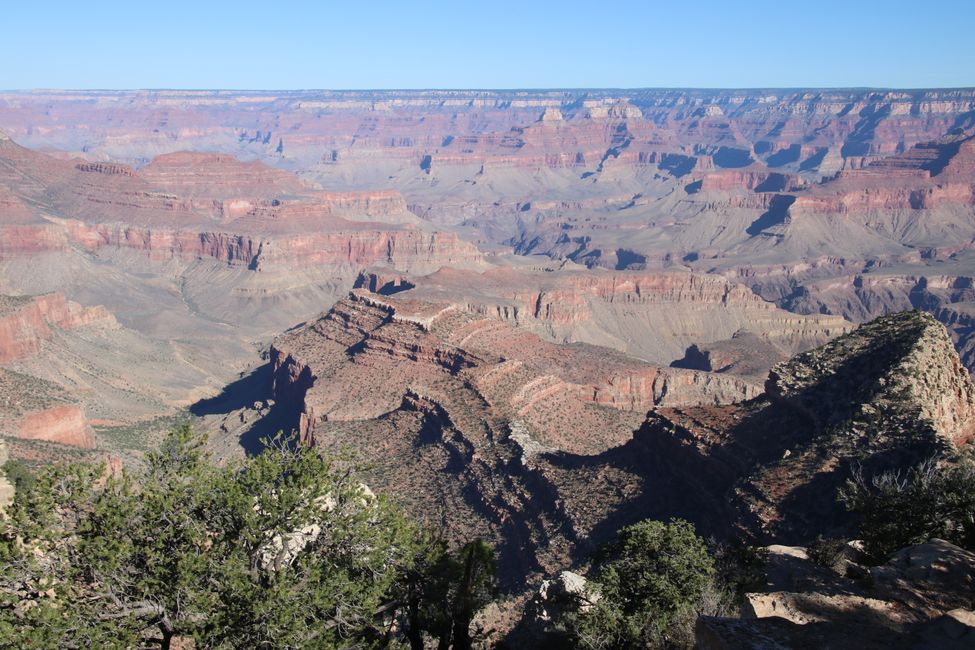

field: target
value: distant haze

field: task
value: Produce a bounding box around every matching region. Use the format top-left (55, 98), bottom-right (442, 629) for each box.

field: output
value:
top-left (3, 0), bottom-right (973, 89)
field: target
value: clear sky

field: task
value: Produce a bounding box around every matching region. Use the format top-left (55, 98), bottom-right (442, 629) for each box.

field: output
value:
top-left (2, 0), bottom-right (973, 89)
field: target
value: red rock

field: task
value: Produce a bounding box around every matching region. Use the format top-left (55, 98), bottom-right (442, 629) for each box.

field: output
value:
top-left (0, 293), bottom-right (115, 363)
top-left (14, 404), bottom-right (95, 449)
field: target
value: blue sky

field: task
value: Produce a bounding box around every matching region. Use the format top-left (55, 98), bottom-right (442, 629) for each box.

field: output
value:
top-left (2, 0), bottom-right (973, 89)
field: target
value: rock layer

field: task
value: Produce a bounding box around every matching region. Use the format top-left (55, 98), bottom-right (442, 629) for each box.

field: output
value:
top-left (0, 293), bottom-right (114, 363)
top-left (0, 368), bottom-right (95, 449)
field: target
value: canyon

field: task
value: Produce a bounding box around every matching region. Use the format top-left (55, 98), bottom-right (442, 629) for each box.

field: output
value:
top-left (1, 89), bottom-right (975, 641)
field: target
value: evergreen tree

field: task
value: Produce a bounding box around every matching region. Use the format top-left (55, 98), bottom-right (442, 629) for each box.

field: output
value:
top-left (0, 425), bottom-right (429, 649)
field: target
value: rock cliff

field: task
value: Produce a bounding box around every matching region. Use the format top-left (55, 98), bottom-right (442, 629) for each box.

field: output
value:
top-left (0, 368), bottom-right (95, 449)
top-left (0, 293), bottom-right (115, 363)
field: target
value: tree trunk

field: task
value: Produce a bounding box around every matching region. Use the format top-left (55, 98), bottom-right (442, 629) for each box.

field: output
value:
top-left (159, 617), bottom-right (174, 650)
top-left (407, 596), bottom-right (425, 650)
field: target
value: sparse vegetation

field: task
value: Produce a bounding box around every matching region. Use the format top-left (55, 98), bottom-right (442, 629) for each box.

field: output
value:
top-left (807, 535), bottom-right (849, 570)
top-left (0, 425), bottom-right (498, 649)
top-left (840, 454), bottom-right (975, 562)
top-left (93, 411), bottom-right (196, 451)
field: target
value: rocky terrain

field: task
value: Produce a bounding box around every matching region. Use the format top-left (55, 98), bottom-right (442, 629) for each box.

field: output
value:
top-left (0, 366), bottom-right (94, 448)
top-left (2, 89), bottom-right (975, 646)
top-left (354, 265), bottom-right (849, 366)
top-left (558, 311), bottom-right (975, 546)
top-left (198, 305), bottom-right (970, 590)
top-left (698, 539), bottom-right (975, 649)
top-left (3, 89), bottom-right (974, 379)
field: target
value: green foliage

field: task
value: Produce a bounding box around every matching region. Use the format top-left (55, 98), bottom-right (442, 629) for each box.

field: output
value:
top-left (562, 519), bottom-right (719, 650)
top-left (395, 536), bottom-right (497, 650)
top-left (1, 458), bottom-right (35, 492)
top-left (807, 535), bottom-right (848, 569)
top-left (710, 541), bottom-right (766, 598)
top-left (0, 425), bottom-right (434, 649)
top-left (840, 455), bottom-right (975, 562)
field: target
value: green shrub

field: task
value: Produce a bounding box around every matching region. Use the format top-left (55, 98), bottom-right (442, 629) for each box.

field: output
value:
top-left (840, 455), bottom-right (975, 562)
top-left (563, 518), bottom-right (721, 650)
top-left (0, 425), bottom-right (448, 649)
top-left (807, 535), bottom-right (848, 569)
top-left (1, 459), bottom-right (34, 492)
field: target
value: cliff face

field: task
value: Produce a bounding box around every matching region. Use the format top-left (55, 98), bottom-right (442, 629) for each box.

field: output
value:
top-left (0, 368), bottom-right (95, 449)
top-left (630, 311), bottom-right (975, 542)
top-left (0, 293), bottom-right (115, 363)
top-left (14, 404), bottom-right (95, 449)
top-left (13, 220), bottom-right (480, 272)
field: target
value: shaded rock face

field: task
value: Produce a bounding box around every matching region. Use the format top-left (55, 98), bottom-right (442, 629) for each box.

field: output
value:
top-left (697, 539), bottom-right (975, 650)
top-left (629, 311), bottom-right (975, 543)
top-left (766, 310), bottom-right (975, 448)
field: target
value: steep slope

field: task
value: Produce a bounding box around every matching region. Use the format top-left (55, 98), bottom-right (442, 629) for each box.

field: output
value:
top-left (598, 310), bottom-right (975, 544)
top-left (0, 292), bottom-right (242, 451)
top-left (0, 368), bottom-right (94, 449)
top-left (203, 290), bottom-right (966, 588)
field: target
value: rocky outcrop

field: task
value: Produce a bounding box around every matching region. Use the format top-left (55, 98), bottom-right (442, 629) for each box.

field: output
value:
top-left (0, 368), bottom-right (95, 449)
top-left (766, 310), bottom-right (975, 448)
top-left (630, 310), bottom-right (975, 542)
top-left (697, 539), bottom-right (975, 650)
top-left (0, 294), bottom-right (115, 363)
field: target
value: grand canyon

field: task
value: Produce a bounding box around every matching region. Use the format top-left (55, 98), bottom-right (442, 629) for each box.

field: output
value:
top-left (2, 88), bottom-right (975, 648)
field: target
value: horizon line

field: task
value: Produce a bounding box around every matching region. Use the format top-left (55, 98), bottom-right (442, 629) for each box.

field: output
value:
top-left (3, 86), bottom-right (975, 93)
